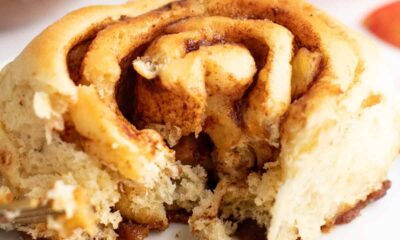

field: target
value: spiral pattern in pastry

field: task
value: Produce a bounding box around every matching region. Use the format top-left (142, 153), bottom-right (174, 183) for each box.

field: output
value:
top-left (0, 0), bottom-right (399, 240)
top-left (69, 0), bottom-right (324, 182)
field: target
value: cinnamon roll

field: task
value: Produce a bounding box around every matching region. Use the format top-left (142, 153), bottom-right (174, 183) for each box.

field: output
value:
top-left (0, 0), bottom-right (399, 240)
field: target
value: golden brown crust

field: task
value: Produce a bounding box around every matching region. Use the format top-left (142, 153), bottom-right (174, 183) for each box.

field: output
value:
top-left (0, 0), bottom-right (399, 240)
top-left (321, 180), bottom-right (392, 233)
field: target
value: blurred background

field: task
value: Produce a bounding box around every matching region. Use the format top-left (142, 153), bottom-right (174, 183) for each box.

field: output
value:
top-left (0, 0), bottom-right (398, 63)
top-left (0, 0), bottom-right (399, 240)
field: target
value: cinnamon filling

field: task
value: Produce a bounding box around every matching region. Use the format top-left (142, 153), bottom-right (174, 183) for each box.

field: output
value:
top-left (185, 37), bottom-right (227, 53)
top-left (117, 222), bottom-right (150, 240)
top-left (116, 211), bottom-right (191, 240)
top-left (67, 39), bottom-right (93, 84)
top-left (63, 16), bottom-right (323, 240)
top-left (116, 180), bottom-right (392, 240)
top-left (60, 2), bottom-right (358, 239)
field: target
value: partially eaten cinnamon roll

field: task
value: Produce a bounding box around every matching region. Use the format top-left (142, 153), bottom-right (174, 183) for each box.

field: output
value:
top-left (0, 0), bottom-right (399, 240)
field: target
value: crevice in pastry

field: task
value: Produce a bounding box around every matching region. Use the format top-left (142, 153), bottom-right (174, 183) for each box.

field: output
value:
top-left (67, 38), bottom-right (93, 85)
top-left (235, 219), bottom-right (267, 240)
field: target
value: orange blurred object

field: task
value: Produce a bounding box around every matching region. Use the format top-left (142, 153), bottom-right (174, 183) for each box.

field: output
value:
top-left (364, 1), bottom-right (400, 48)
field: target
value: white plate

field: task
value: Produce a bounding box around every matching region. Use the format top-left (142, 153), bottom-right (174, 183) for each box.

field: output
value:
top-left (1, 0), bottom-right (400, 239)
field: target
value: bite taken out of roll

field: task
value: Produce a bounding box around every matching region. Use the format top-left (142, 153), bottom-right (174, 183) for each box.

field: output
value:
top-left (0, 0), bottom-right (399, 240)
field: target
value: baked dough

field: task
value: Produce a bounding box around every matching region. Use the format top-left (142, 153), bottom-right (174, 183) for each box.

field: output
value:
top-left (0, 0), bottom-right (399, 239)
